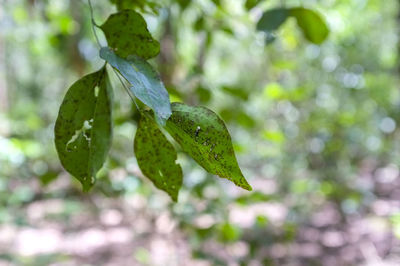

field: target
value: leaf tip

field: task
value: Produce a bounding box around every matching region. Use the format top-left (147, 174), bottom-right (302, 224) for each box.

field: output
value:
top-left (235, 176), bottom-right (252, 191)
top-left (81, 176), bottom-right (95, 193)
top-left (240, 181), bottom-right (253, 191)
top-left (170, 194), bottom-right (179, 202)
top-left (82, 184), bottom-right (92, 193)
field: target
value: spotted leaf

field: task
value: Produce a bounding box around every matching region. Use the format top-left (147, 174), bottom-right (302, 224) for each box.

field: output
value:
top-left (54, 67), bottom-right (113, 191)
top-left (134, 112), bottom-right (182, 201)
top-left (100, 47), bottom-right (171, 125)
top-left (100, 10), bottom-right (159, 59)
top-left (165, 102), bottom-right (252, 191)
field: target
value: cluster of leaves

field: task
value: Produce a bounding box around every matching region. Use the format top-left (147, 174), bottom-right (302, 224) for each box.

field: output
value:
top-left (54, 6), bottom-right (252, 201)
top-left (256, 6), bottom-right (329, 44)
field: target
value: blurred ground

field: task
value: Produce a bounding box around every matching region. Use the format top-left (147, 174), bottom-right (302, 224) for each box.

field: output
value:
top-left (1, 165), bottom-right (400, 266)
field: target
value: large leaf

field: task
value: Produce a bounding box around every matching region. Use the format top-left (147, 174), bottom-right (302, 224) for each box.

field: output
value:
top-left (134, 112), bottom-right (182, 201)
top-left (100, 10), bottom-right (160, 59)
top-left (256, 8), bottom-right (289, 32)
top-left (165, 102), bottom-right (252, 191)
top-left (100, 47), bottom-right (171, 125)
top-left (290, 7), bottom-right (329, 44)
top-left (54, 67), bottom-right (113, 191)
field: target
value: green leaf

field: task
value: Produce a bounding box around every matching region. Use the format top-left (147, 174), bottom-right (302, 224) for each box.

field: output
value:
top-left (218, 223), bottom-right (242, 243)
top-left (134, 112), bottom-right (183, 201)
top-left (100, 10), bottom-right (160, 59)
top-left (176, 0), bottom-right (191, 10)
top-left (245, 0), bottom-right (263, 10)
top-left (54, 67), bottom-right (113, 191)
top-left (100, 47), bottom-right (172, 125)
top-left (221, 86), bottom-right (249, 101)
top-left (289, 7), bottom-right (329, 44)
top-left (165, 102), bottom-right (252, 191)
top-left (256, 8), bottom-right (289, 33)
top-left (256, 7), bottom-right (329, 45)
top-left (110, 0), bottom-right (160, 14)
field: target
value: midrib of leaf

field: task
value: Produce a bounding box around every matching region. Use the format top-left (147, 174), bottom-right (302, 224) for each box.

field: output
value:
top-left (86, 68), bottom-right (106, 181)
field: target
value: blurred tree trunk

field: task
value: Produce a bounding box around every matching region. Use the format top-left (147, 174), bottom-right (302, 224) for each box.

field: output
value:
top-left (159, 9), bottom-right (177, 89)
top-left (398, 0), bottom-right (400, 74)
top-left (68, 2), bottom-right (86, 76)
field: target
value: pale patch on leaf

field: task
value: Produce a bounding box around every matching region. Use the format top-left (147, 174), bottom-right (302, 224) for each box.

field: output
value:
top-left (54, 67), bottom-right (113, 191)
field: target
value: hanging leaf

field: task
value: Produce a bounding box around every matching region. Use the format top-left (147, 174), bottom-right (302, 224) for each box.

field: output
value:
top-left (54, 67), bottom-right (113, 191)
top-left (100, 47), bottom-right (171, 125)
top-left (256, 7), bottom-right (329, 45)
top-left (100, 10), bottom-right (160, 59)
top-left (165, 102), bottom-right (252, 191)
top-left (290, 7), bottom-right (329, 44)
top-left (256, 8), bottom-right (289, 33)
top-left (134, 112), bottom-right (183, 201)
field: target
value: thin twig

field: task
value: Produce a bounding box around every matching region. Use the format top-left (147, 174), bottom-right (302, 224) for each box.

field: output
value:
top-left (87, 0), bottom-right (144, 116)
top-left (88, 0), bottom-right (101, 47)
top-left (112, 68), bottom-right (141, 112)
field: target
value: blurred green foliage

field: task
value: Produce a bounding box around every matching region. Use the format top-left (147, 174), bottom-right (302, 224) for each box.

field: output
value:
top-left (1, 0), bottom-right (400, 265)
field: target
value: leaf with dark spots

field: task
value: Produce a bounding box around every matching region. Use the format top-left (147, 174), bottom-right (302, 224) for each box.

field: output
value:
top-left (54, 67), bottom-right (113, 191)
top-left (134, 112), bottom-right (182, 201)
top-left (100, 47), bottom-right (172, 125)
top-left (165, 102), bottom-right (252, 191)
top-left (100, 10), bottom-right (160, 59)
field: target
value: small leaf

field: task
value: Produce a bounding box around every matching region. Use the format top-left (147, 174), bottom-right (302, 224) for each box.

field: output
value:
top-left (100, 47), bottom-right (172, 125)
top-left (256, 8), bottom-right (289, 33)
top-left (289, 7), bottom-right (329, 44)
top-left (54, 67), bottom-right (113, 191)
top-left (221, 86), bottom-right (249, 101)
top-left (245, 0), bottom-right (263, 10)
top-left (100, 10), bottom-right (160, 59)
top-left (165, 102), bottom-right (252, 191)
top-left (134, 112), bottom-right (183, 201)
